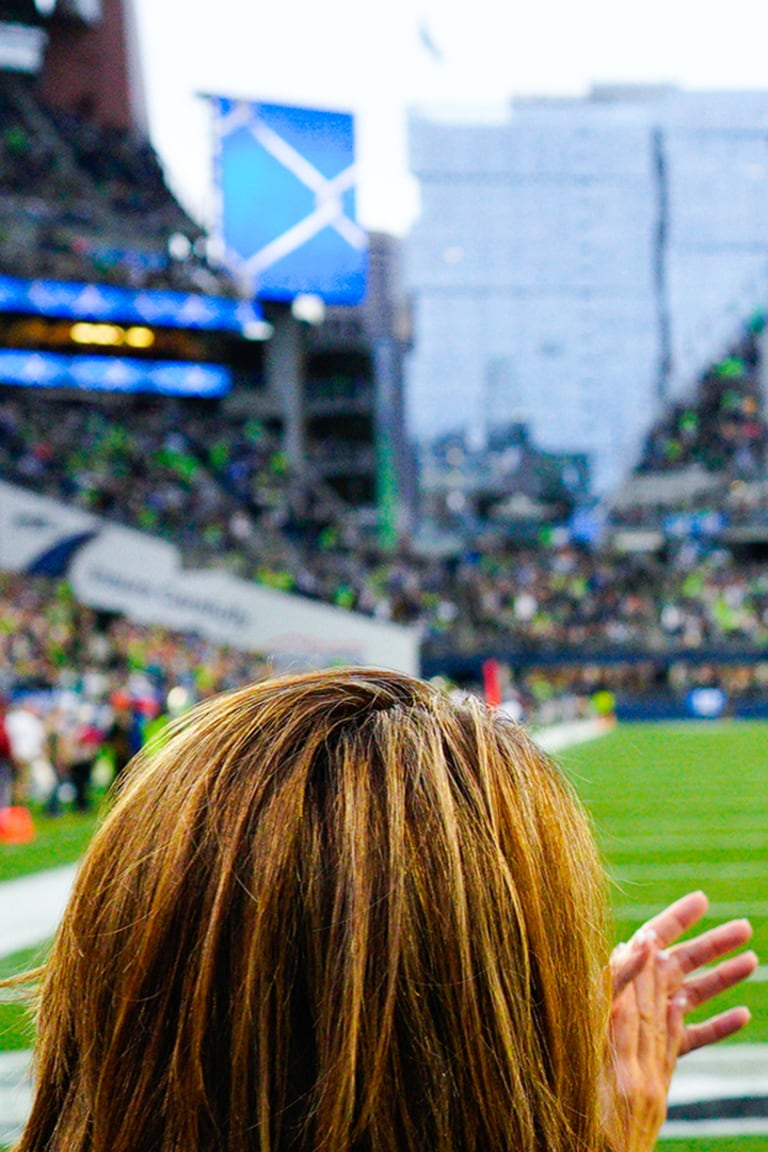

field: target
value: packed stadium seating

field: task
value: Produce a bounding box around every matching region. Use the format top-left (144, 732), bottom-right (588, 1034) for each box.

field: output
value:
top-left (640, 322), bottom-right (766, 476)
top-left (5, 547), bottom-right (768, 734)
top-left (5, 388), bottom-right (768, 662)
top-left (609, 314), bottom-right (768, 532)
top-left (0, 391), bottom-right (353, 574)
top-left (0, 569), bottom-right (271, 807)
top-left (0, 71), bottom-right (233, 295)
top-left (0, 570), bottom-right (269, 703)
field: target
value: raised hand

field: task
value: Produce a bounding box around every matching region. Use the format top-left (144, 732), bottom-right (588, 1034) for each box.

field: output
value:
top-left (606, 941), bottom-right (687, 1152)
top-left (604, 891), bottom-right (757, 1152)
top-left (610, 890), bottom-right (756, 1053)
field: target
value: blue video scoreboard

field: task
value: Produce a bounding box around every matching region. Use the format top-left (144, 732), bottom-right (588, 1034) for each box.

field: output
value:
top-left (210, 98), bottom-right (368, 305)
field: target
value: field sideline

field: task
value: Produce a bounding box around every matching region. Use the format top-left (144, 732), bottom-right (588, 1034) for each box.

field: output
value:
top-left (0, 719), bottom-right (767, 1150)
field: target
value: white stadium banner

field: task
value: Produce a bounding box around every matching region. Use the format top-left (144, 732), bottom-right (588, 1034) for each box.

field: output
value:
top-left (0, 480), bottom-right (98, 569)
top-left (0, 481), bottom-right (419, 675)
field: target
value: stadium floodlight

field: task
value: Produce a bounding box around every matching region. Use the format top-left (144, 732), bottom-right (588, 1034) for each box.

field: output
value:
top-left (168, 232), bottom-right (192, 261)
top-left (70, 321), bottom-right (124, 346)
top-left (291, 294), bottom-right (325, 326)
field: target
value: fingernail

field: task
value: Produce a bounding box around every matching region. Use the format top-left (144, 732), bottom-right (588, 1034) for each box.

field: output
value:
top-left (673, 993), bottom-right (688, 1009)
top-left (634, 927), bottom-right (656, 948)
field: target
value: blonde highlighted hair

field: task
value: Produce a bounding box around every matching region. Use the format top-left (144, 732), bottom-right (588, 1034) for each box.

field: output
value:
top-left (17, 668), bottom-right (611, 1152)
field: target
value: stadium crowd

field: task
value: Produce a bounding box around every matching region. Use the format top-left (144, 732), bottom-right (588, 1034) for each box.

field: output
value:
top-left (3, 329), bottom-right (768, 807)
top-left (3, 558), bottom-right (766, 817)
top-left (609, 320), bottom-right (768, 529)
top-left (4, 389), bottom-right (768, 656)
top-left (5, 361), bottom-right (768, 612)
top-left (0, 392), bottom-right (306, 570)
top-left (0, 72), bottom-right (234, 295)
top-left (637, 327), bottom-right (766, 477)
top-left (0, 571), bottom-right (268, 699)
top-left (0, 570), bottom-right (271, 811)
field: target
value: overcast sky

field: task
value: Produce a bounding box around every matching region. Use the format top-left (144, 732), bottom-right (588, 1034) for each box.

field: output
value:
top-left (132, 0), bottom-right (768, 236)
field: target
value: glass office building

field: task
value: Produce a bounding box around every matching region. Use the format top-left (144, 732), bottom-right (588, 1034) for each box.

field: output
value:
top-left (405, 87), bottom-right (768, 493)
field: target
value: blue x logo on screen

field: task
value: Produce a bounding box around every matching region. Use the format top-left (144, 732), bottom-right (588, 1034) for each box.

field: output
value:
top-left (211, 98), bottom-right (368, 305)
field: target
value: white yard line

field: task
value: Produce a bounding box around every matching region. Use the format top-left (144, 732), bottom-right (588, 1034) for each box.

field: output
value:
top-left (0, 863), bottom-right (78, 959)
top-left (612, 861), bottom-right (768, 881)
top-left (615, 901), bottom-right (768, 921)
top-left (662, 1119), bottom-right (768, 1137)
top-left (649, 720), bottom-right (761, 734)
top-left (604, 824), bottom-right (768, 842)
top-left (668, 1045), bottom-right (768, 1104)
top-left (0, 1052), bottom-right (32, 1147)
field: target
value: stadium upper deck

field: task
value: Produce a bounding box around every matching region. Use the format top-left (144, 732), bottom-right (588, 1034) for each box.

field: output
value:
top-left (0, 71), bottom-right (233, 296)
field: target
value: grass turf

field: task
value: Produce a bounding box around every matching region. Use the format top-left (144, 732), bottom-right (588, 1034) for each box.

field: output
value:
top-left (561, 721), bottom-right (768, 1045)
top-left (0, 809), bottom-right (102, 884)
top-left (0, 946), bottom-right (47, 1052)
top-left (658, 1143), bottom-right (768, 1152)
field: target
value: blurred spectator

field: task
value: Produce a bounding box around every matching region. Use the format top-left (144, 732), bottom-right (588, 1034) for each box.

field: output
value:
top-left (5, 699), bottom-right (52, 803)
top-left (105, 690), bottom-right (135, 783)
top-left (0, 699), bottom-right (13, 809)
top-left (61, 712), bottom-right (102, 813)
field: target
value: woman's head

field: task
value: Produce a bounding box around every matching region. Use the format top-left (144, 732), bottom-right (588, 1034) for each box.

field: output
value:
top-left (21, 668), bottom-right (611, 1152)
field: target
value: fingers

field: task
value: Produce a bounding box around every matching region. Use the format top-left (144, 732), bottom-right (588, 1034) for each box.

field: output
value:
top-left (641, 891), bottom-right (709, 949)
top-left (640, 884), bottom-right (713, 949)
top-left (611, 894), bottom-right (757, 1068)
top-left (669, 918), bottom-right (753, 978)
top-left (640, 948), bottom-right (683, 1077)
top-left (607, 942), bottom-right (684, 1152)
top-left (633, 939), bottom-right (658, 1067)
top-left (614, 943), bottom-right (683, 1080)
top-left (657, 953), bottom-right (683, 1076)
top-left (611, 928), bottom-right (656, 997)
top-left (611, 979), bottom-right (640, 1066)
top-left (666, 992), bottom-right (687, 1071)
top-left (612, 916), bottom-right (753, 1000)
top-left (615, 893), bottom-right (754, 1001)
top-left (680, 1005), bottom-right (752, 1056)
top-left (681, 949), bottom-right (758, 1010)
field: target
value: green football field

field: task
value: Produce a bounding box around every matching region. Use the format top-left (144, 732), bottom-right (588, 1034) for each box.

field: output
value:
top-left (562, 720), bottom-right (768, 1152)
top-left (0, 720), bottom-right (766, 1150)
top-left (561, 722), bottom-right (768, 1047)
